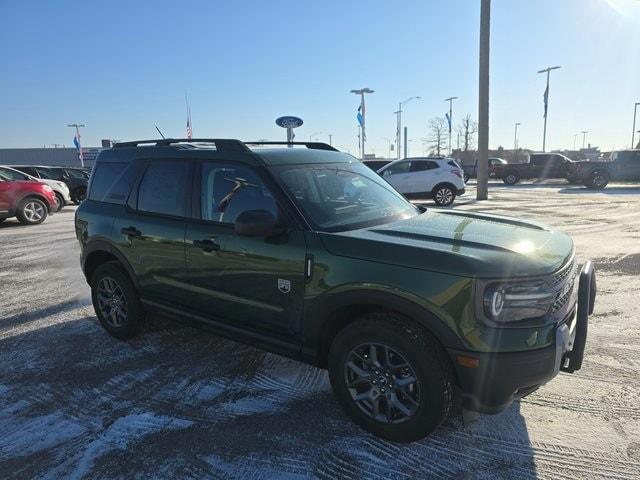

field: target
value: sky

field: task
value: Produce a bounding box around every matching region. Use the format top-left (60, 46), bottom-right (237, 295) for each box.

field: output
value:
top-left (1, 0), bottom-right (639, 155)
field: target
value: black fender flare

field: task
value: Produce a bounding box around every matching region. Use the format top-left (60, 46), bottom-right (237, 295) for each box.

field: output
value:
top-left (82, 239), bottom-right (140, 289)
top-left (302, 289), bottom-right (467, 363)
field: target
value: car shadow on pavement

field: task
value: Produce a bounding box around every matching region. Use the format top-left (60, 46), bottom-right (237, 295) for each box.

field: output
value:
top-left (558, 186), bottom-right (640, 195)
top-left (0, 297), bottom-right (91, 331)
top-left (0, 312), bottom-right (538, 479)
top-left (0, 219), bottom-right (30, 229)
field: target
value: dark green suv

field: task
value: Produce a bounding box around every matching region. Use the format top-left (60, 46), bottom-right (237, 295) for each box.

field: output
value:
top-left (75, 139), bottom-right (596, 442)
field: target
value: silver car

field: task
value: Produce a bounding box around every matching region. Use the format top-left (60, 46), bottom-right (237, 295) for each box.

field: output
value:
top-left (0, 165), bottom-right (71, 212)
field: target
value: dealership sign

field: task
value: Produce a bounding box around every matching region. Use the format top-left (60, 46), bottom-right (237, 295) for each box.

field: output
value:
top-left (275, 116), bottom-right (303, 142)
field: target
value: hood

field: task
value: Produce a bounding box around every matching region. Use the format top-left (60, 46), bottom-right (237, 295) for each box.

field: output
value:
top-left (319, 210), bottom-right (574, 278)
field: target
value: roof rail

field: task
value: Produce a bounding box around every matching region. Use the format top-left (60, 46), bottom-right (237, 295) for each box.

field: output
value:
top-left (244, 141), bottom-right (338, 152)
top-left (112, 138), bottom-right (250, 152)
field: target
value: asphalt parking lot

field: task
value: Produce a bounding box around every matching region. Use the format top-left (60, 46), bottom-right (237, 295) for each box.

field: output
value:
top-left (1, 182), bottom-right (640, 479)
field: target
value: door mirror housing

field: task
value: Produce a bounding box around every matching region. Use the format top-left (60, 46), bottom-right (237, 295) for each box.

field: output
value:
top-left (234, 209), bottom-right (286, 237)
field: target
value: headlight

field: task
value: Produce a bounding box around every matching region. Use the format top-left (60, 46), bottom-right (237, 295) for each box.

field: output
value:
top-left (58, 182), bottom-right (69, 191)
top-left (481, 280), bottom-right (554, 323)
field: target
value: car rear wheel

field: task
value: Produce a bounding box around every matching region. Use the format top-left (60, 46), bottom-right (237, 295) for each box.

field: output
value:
top-left (16, 198), bottom-right (48, 225)
top-left (54, 192), bottom-right (65, 212)
top-left (72, 187), bottom-right (86, 204)
top-left (91, 262), bottom-right (142, 340)
top-left (433, 184), bottom-right (456, 207)
top-left (328, 312), bottom-right (454, 443)
top-left (503, 172), bottom-right (519, 185)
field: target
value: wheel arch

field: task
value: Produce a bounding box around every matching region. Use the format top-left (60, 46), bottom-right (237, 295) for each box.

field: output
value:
top-left (16, 193), bottom-right (52, 212)
top-left (431, 181), bottom-right (458, 194)
top-left (82, 240), bottom-right (139, 289)
top-left (304, 289), bottom-right (465, 368)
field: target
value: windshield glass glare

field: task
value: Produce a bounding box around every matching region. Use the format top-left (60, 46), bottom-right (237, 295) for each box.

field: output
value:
top-left (274, 162), bottom-right (418, 231)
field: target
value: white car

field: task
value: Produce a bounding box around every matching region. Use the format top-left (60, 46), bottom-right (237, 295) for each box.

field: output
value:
top-left (377, 157), bottom-right (466, 206)
top-left (0, 165), bottom-right (71, 212)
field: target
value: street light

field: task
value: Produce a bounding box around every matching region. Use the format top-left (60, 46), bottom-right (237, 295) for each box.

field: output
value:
top-left (351, 88), bottom-right (374, 160)
top-left (537, 65), bottom-right (561, 152)
top-left (396, 96), bottom-right (421, 160)
top-left (445, 96), bottom-right (459, 155)
top-left (632, 102), bottom-right (640, 149)
top-left (514, 122), bottom-right (521, 151)
top-left (67, 123), bottom-right (85, 167)
top-left (381, 137), bottom-right (393, 158)
top-left (581, 130), bottom-right (589, 149)
top-left (328, 134), bottom-right (333, 146)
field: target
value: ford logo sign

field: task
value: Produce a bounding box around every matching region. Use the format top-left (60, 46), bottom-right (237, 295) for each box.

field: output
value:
top-left (276, 116), bottom-right (304, 129)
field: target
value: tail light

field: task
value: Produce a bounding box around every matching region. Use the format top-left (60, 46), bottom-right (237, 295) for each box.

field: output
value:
top-left (452, 169), bottom-right (463, 179)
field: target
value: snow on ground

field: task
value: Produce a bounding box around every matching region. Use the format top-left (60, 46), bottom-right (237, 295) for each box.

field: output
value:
top-left (1, 181), bottom-right (639, 479)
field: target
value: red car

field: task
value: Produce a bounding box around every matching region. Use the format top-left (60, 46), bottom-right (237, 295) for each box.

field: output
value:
top-left (0, 173), bottom-right (57, 225)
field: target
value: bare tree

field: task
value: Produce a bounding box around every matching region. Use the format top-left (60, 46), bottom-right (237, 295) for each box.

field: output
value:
top-left (456, 114), bottom-right (478, 151)
top-left (427, 117), bottom-right (448, 156)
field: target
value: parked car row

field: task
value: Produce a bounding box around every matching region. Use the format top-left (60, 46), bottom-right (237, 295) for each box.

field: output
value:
top-left (0, 165), bottom-right (88, 225)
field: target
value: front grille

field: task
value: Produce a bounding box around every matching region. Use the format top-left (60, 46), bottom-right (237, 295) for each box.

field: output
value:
top-left (550, 258), bottom-right (578, 314)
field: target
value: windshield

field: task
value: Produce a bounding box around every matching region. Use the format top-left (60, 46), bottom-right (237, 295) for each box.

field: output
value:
top-left (273, 161), bottom-right (418, 232)
top-left (0, 167), bottom-right (31, 181)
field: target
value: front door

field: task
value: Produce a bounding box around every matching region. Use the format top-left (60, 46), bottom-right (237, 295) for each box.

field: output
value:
top-left (184, 160), bottom-right (307, 336)
top-left (382, 160), bottom-right (412, 193)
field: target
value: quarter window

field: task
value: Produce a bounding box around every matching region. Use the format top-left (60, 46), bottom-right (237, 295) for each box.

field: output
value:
top-left (137, 162), bottom-right (190, 217)
top-left (88, 162), bottom-right (137, 204)
top-left (200, 162), bottom-right (278, 224)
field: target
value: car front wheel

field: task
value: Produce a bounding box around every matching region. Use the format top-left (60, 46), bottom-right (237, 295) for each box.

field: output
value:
top-left (503, 172), bottom-right (519, 185)
top-left (433, 185), bottom-right (456, 206)
top-left (54, 193), bottom-right (65, 212)
top-left (91, 262), bottom-right (142, 340)
top-left (328, 312), bottom-right (454, 443)
top-left (16, 198), bottom-right (48, 225)
top-left (586, 171), bottom-right (609, 190)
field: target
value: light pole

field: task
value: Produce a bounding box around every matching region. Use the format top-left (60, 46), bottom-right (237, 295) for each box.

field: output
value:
top-left (381, 137), bottom-right (393, 158)
top-left (351, 88), bottom-right (374, 160)
top-left (632, 102), bottom-right (640, 149)
top-left (477, 0), bottom-right (491, 200)
top-left (537, 65), bottom-right (561, 152)
top-left (67, 123), bottom-right (85, 167)
top-left (514, 122), bottom-right (521, 151)
top-left (396, 96), bottom-right (421, 160)
top-left (328, 134), bottom-right (333, 146)
top-left (581, 130), bottom-right (589, 149)
top-left (573, 134), bottom-right (578, 150)
top-left (445, 96), bottom-right (458, 155)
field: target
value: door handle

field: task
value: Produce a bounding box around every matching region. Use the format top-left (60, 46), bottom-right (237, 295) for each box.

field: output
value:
top-left (121, 226), bottom-right (142, 238)
top-left (193, 239), bottom-right (220, 252)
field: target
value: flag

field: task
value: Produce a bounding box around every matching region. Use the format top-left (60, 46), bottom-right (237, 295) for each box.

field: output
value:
top-left (186, 114), bottom-right (192, 140)
top-left (357, 105), bottom-right (363, 128)
top-left (357, 96), bottom-right (366, 140)
top-left (445, 112), bottom-right (452, 132)
top-left (73, 130), bottom-right (83, 164)
top-left (543, 84), bottom-right (549, 118)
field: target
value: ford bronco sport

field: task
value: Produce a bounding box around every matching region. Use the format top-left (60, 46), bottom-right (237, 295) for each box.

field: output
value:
top-left (76, 139), bottom-right (596, 442)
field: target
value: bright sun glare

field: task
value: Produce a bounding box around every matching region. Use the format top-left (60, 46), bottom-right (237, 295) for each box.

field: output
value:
top-left (603, 0), bottom-right (640, 19)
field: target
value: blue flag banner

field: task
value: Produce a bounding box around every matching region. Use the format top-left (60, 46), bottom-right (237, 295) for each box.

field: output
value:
top-left (357, 105), bottom-right (363, 127)
top-left (73, 135), bottom-right (80, 150)
top-left (543, 84), bottom-right (549, 118)
top-left (445, 112), bottom-right (452, 131)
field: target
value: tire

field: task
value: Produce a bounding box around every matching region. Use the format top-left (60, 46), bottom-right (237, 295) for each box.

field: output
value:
top-left (16, 197), bottom-right (48, 225)
top-left (90, 261), bottom-right (142, 340)
top-left (586, 171), bottom-right (609, 190)
top-left (328, 312), bottom-right (454, 443)
top-left (503, 171), bottom-right (519, 185)
top-left (72, 187), bottom-right (87, 204)
top-left (432, 184), bottom-right (456, 207)
top-left (54, 192), bottom-right (65, 212)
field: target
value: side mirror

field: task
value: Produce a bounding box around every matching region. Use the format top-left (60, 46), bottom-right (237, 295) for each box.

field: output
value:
top-left (234, 209), bottom-right (286, 237)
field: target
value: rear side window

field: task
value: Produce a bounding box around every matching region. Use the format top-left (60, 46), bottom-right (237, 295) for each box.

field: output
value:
top-left (137, 162), bottom-right (190, 217)
top-left (410, 161), bottom-right (439, 172)
top-left (88, 162), bottom-right (136, 204)
top-left (447, 160), bottom-right (460, 168)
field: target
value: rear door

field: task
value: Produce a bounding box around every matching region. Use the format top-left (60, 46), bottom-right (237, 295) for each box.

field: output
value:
top-left (381, 161), bottom-right (412, 193)
top-left (184, 160), bottom-right (307, 337)
top-left (0, 175), bottom-right (12, 215)
top-left (112, 159), bottom-right (193, 308)
top-left (408, 160), bottom-right (440, 193)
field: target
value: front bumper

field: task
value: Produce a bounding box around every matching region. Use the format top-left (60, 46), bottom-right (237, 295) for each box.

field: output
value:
top-left (449, 261), bottom-right (596, 414)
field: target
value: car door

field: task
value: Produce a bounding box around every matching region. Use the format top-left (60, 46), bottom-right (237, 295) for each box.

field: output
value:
top-left (409, 160), bottom-right (439, 193)
top-left (112, 159), bottom-right (193, 308)
top-left (381, 161), bottom-right (412, 193)
top-left (184, 160), bottom-right (307, 337)
top-left (0, 175), bottom-right (12, 215)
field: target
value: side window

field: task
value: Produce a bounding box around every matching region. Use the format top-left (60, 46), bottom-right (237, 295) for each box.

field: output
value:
top-left (137, 161), bottom-right (190, 217)
top-left (531, 155), bottom-right (546, 166)
top-left (88, 162), bottom-right (137, 204)
top-left (19, 167), bottom-right (37, 176)
top-left (0, 167), bottom-right (30, 181)
top-left (410, 161), bottom-right (435, 172)
top-left (386, 161), bottom-right (411, 175)
top-left (200, 162), bottom-right (277, 224)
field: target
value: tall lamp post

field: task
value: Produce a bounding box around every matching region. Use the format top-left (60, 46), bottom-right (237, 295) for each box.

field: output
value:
top-left (537, 65), bottom-right (561, 152)
top-left (632, 102), bottom-right (640, 149)
top-left (351, 88), bottom-right (374, 160)
top-left (477, 0), bottom-right (491, 200)
top-left (396, 96), bottom-right (421, 160)
top-left (445, 96), bottom-right (458, 155)
top-left (514, 122), bottom-right (521, 151)
top-left (581, 130), bottom-right (589, 149)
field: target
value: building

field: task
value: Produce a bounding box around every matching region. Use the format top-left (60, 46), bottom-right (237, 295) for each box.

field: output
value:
top-left (0, 147), bottom-right (103, 168)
